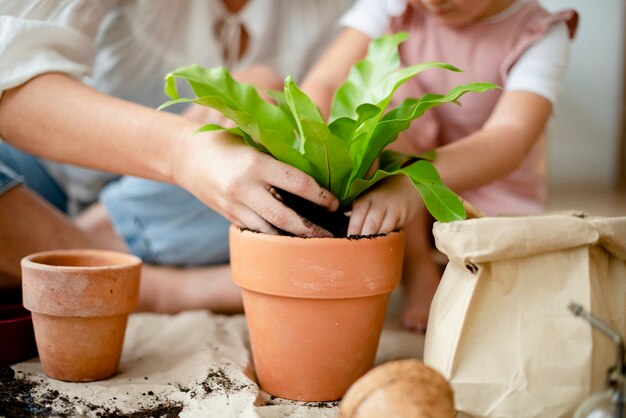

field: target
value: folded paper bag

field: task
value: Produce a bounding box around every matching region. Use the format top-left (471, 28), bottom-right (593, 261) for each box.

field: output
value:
top-left (424, 213), bottom-right (626, 418)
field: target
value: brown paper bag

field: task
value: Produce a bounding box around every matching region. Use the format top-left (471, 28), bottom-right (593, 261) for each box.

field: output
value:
top-left (424, 213), bottom-right (626, 418)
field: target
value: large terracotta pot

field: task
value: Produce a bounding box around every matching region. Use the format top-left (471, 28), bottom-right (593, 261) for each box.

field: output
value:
top-left (21, 249), bottom-right (141, 382)
top-left (230, 225), bottom-right (405, 401)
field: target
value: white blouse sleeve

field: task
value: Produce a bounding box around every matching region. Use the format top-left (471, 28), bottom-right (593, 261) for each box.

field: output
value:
top-left (339, 0), bottom-right (406, 39)
top-left (0, 0), bottom-right (117, 94)
top-left (505, 22), bottom-right (571, 105)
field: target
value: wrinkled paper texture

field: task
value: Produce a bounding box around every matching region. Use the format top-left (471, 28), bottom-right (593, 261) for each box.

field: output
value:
top-left (425, 213), bottom-right (626, 418)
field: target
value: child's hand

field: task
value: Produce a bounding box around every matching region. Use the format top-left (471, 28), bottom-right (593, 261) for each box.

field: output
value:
top-left (348, 175), bottom-right (423, 236)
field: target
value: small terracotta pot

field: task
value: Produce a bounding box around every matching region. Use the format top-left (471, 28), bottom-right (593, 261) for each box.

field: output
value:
top-left (230, 226), bottom-right (405, 401)
top-left (21, 249), bottom-right (141, 382)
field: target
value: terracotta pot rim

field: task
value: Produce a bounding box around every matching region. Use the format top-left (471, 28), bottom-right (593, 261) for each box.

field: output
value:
top-left (21, 249), bottom-right (142, 272)
top-left (232, 226), bottom-right (403, 241)
top-left (230, 226), bottom-right (405, 298)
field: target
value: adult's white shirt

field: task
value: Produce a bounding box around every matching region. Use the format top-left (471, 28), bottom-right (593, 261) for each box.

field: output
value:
top-left (0, 0), bottom-right (350, 103)
top-left (0, 0), bottom-right (350, 210)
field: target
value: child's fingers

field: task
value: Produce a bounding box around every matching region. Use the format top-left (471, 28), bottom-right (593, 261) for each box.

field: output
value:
top-left (347, 200), bottom-right (370, 236)
top-left (379, 210), bottom-right (399, 234)
top-left (361, 206), bottom-right (386, 236)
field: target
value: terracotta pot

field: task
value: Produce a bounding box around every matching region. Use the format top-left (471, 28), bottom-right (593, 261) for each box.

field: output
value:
top-left (21, 249), bottom-right (141, 382)
top-left (229, 226), bottom-right (405, 401)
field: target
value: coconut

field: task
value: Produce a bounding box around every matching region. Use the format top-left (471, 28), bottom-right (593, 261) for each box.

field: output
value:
top-left (339, 359), bottom-right (455, 418)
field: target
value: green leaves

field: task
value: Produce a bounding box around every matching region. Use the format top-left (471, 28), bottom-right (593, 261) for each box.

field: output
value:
top-left (162, 65), bottom-right (311, 174)
top-left (160, 33), bottom-right (500, 224)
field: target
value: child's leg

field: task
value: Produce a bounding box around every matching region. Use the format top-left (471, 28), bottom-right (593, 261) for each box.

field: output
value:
top-left (137, 263), bottom-right (242, 314)
top-left (402, 208), bottom-right (442, 333)
top-left (76, 203), bottom-right (243, 314)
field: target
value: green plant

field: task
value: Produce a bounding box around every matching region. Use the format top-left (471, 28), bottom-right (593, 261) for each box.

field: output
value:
top-left (160, 32), bottom-right (498, 234)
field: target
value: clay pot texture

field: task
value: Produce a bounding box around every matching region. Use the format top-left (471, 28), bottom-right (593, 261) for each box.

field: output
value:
top-left (21, 249), bottom-right (141, 382)
top-left (230, 225), bottom-right (405, 401)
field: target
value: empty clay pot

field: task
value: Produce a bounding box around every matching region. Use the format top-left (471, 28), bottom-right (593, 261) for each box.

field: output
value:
top-left (21, 249), bottom-right (141, 382)
top-left (339, 359), bottom-right (455, 418)
top-left (230, 226), bottom-right (405, 401)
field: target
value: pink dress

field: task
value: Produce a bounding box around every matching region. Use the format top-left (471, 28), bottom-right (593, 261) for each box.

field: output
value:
top-left (389, 1), bottom-right (578, 215)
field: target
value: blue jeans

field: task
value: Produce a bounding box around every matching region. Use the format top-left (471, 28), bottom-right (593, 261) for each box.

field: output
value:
top-left (0, 143), bottom-right (67, 212)
top-left (100, 177), bottom-right (231, 267)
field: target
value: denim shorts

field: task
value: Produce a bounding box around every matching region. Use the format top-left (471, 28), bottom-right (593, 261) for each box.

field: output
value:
top-left (100, 177), bottom-right (231, 267)
top-left (0, 142), bottom-right (67, 212)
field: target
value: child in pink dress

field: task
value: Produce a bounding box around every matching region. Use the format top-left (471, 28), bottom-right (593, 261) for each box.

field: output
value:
top-left (302, 0), bottom-right (578, 331)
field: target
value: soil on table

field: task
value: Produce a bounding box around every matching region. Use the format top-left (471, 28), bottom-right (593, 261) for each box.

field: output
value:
top-left (0, 363), bottom-right (183, 418)
top-left (1, 362), bottom-right (339, 417)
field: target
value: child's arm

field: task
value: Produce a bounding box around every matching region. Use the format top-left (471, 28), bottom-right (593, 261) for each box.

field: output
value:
top-left (348, 90), bottom-right (552, 235)
top-left (434, 90), bottom-right (551, 191)
top-left (300, 28), bottom-right (371, 118)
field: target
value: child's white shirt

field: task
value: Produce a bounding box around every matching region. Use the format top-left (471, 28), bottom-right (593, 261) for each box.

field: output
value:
top-left (340, 0), bottom-right (571, 104)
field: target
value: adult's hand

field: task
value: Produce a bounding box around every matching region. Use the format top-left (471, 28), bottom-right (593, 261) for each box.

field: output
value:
top-left (172, 126), bottom-right (339, 237)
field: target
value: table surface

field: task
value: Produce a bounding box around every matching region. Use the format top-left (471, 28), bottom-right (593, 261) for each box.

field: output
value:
top-left (5, 300), bottom-right (424, 418)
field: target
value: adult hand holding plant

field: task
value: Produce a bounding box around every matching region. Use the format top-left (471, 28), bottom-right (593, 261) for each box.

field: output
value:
top-left (171, 125), bottom-right (338, 237)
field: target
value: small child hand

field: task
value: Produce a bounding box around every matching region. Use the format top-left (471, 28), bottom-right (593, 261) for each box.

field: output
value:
top-left (347, 175), bottom-right (423, 236)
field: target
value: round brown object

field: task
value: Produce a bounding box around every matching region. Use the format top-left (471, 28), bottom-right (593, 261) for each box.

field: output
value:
top-left (339, 359), bottom-right (455, 418)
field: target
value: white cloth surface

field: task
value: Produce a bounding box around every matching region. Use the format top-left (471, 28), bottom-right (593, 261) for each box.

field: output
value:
top-left (340, 0), bottom-right (571, 105)
top-left (11, 300), bottom-right (424, 417)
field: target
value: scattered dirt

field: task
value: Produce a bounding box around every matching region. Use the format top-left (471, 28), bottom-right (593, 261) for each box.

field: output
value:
top-left (2, 361), bottom-right (339, 417)
top-left (201, 367), bottom-right (250, 395)
top-left (263, 395), bottom-right (340, 409)
top-left (0, 363), bottom-right (55, 417)
top-left (0, 362), bottom-right (183, 418)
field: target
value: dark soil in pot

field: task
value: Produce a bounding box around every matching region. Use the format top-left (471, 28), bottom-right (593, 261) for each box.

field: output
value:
top-left (276, 188), bottom-right (350, 237)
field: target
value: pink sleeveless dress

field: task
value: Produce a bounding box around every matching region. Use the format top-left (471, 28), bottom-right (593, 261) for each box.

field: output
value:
top-left (389, 1), bottom-right (578, 215)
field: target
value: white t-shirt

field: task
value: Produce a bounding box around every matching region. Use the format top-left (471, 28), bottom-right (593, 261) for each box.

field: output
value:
top-left (0, 0), bottom-right (350, 105)
top-left (340, 0), bottom-right (571, 104)
top-left (0, 0), bottom-right (350, 211)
